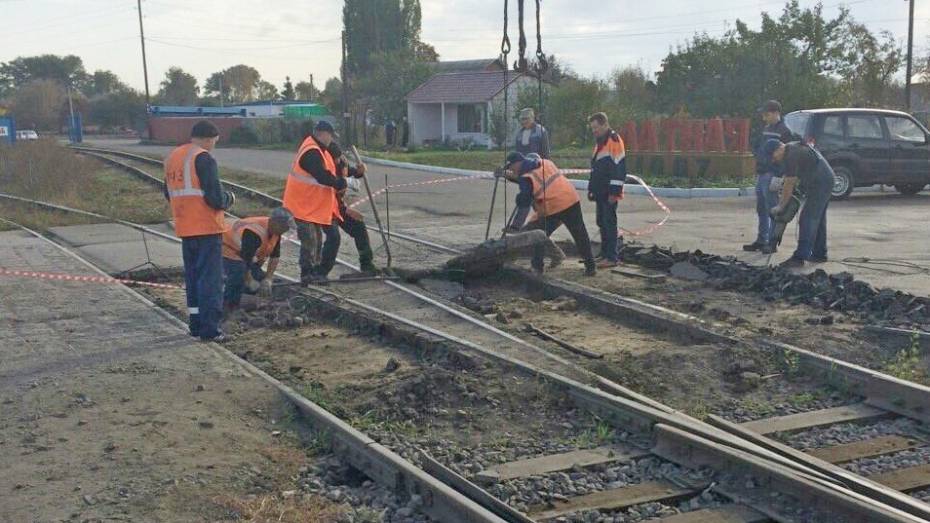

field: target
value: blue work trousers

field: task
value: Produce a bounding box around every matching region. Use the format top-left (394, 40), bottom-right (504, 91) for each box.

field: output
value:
top-left (223, 258), bottom-right (266, 308)
top-left (755, 173), bottom-right (778, 244)
top-left (182, 234), bottom-right (223, 339)
top-left (595, 198), bottom-right (621, 262)
top-left (793, 164), bottom-right (832, 261)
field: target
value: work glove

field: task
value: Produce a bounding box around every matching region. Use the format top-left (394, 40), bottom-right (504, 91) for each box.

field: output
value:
top-left (493, 167), bottom-right (505, 178)
top-left (226, 191), bottom-right (236, 208)
top-left (770, 204), bottom-right (787, 219)
top-left (356, 163), bottom-right (367, 177)
top-left (258, 279), bottom-right (273, 298)
top-left (245, 278), bottom-right (260, 293)
top-left (609, 194), bottom-right (622, 203)
top-left (587, 191), bottom-right (595, 202)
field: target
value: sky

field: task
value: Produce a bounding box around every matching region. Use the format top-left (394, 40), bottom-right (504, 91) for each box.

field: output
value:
top-left (1, 0), bottom-right (929, 94)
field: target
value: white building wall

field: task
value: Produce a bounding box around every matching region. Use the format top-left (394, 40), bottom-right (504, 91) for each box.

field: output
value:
top-left (408, 102), bottom-right (441, 145)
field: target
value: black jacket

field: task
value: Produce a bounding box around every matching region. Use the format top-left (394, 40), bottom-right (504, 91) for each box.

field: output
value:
top-left (754, 119), bottom-right (794, 175)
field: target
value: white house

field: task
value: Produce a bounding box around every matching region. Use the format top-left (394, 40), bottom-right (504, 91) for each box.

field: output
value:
top-left (406, 70), bottom-right (538, 148)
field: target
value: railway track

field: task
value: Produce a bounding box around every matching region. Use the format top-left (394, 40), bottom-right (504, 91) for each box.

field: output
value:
top-left (52, 145), bottom-right (930, 521)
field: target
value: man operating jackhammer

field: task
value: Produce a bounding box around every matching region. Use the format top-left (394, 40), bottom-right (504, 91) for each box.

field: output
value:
top-left (763, 139), bottom-right (833, 268)
top-left (221, 207), bottom-right (295, 312)
top-left (498, 151), bottom-right (597, 276)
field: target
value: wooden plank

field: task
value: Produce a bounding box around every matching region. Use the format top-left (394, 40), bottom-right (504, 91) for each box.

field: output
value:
top-left (529, 480), bottom-right (703, 521)
top-left (869, 464), bottom-right (930, 493)
top-left (807, 436), bottom-right (921, 464)
top-left (474, 445), bottom-right (650, 484)
top-left (525, 323), bottom-right (603, 359)
top-left (611, 267), bottom-right (667, 282)
top-left (649, 505), bottom-right (769, 523)
top-left (739, 403), bottom-right (891, 435)
top-left (419, 452), bottom-right (535, 523)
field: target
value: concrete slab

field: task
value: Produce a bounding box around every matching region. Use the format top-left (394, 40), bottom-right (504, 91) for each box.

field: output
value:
top-left (47, 223), bottom-right (145, 246)
top-left (44, 223), bottom-right (182, 275)
top-left (0, 231), bottom-right (300, 521)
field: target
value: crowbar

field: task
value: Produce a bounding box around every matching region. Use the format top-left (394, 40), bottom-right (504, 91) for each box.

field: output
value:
top-left (350, 146), bottom-right (392, 269)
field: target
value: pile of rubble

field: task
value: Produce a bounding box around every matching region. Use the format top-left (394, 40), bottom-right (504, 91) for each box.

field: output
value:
top-left (621, 245), bottom-right (930, 329)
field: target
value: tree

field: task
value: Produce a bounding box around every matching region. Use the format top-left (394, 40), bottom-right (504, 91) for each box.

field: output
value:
top-left (88, 88), bottom-right (146, 130)
top-left (0, 54), bottom-right (88, 96)
top-left (11, 79), bottom-right (66, 131)
top-left (281, 76), bottom-right (295, 100)
top-left (205, 65), bottom-right (262, 103)
top-left (86, 70), bottom-right (126, 96)
top-left (156, 67), bottom-right (199, 105)
top-left (546, 77), bottom-right (607, 146)
top-left (319, 77), bottom-right (342, 112)
top-left (295, 80), bottom-right (320, 101)
top-left (355, 49), bottom-right (434, 121)
top-left (256, 80), bottom-right (279, 101)
top-left (343, 0), bottom-right (428, 74)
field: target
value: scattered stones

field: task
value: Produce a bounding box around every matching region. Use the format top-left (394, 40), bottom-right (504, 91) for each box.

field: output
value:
top-left (198, 420), bottom-right (214, 429)
top-left (733, 372), bottom-right (762, 392)
top-left (82, 494), bottom-right (96, 506)
top-left (670, 261), bottom-right (709, 282)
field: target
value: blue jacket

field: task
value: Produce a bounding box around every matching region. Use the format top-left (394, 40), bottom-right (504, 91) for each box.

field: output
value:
top-left (754, 119), bottom-right (794, 176)
top-left (514, 124), bottom-right (551, 159)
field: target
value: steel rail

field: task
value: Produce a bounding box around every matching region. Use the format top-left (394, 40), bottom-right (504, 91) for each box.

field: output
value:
top-left (0, 213), bottom-right (507, 523)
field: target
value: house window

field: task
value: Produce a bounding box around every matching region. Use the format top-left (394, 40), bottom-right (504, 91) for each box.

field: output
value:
top-left (457, 104), bottom-right (485, 133)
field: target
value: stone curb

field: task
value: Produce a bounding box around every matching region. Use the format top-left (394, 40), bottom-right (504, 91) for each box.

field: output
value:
top-left (362, 156), bottom-right (755, 199)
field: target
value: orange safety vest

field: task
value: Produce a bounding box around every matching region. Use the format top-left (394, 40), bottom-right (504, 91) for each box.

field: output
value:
top-left (282, 135), bottom-right (342, 225)
top-left (520, 159), bottom-right (579, 218)
top-left (221, 217), bottom-right (280, 263)
top-left (164, 143), bottom-right (227, 237)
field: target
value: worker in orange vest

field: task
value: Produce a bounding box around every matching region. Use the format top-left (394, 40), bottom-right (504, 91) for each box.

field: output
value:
top-left (163, 120), bottom-right (236, 341)
top-left (221, 208), bottom-right (294, 311)
top-left (283, 121), bottom-right (366, 283)
top-left (588, 112), bottom-right (626, 268)
top-left (327, 141), bottom-right (377, 274)
top-left (499, 152), bottom-right (597, 276)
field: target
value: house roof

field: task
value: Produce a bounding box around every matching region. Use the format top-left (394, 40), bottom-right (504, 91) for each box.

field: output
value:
top-left (407, 71), bottom-right (526, 104)
top-left (431, 58), bottom-right (502, 74)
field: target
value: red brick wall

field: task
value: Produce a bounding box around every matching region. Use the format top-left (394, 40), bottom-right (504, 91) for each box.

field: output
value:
top-left (147, 117), bottom-right (244, 145)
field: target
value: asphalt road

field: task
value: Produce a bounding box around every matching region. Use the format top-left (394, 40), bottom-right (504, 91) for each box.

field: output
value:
top-left (86, 139), bottom-right (930, 297)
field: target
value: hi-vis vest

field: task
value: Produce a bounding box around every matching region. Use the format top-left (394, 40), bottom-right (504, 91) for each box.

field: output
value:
top-left (164, 143), bottom-right (227, 237)
top-left (222, 217), bottom-right (280, 263)
top-left (520, 159), bottom-right (579, 218)
top-left (282, 135), bottom-right (342, 225)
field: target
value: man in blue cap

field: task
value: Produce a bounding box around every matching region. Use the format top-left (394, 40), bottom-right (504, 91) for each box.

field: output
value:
top-left (763, 139), bottom-right (833, 268)
top-left (498, 151), bottom-right (597, 276)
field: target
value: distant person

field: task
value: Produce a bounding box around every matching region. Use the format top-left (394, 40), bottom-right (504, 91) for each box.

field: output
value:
top-left (221, 208), bottom-right (294, 312)
top-left (385, 119), bottom-right (397, 148)
top-left (163, 120), bottom-right (236, 342)
top-left (514, 108), bottom-right (551, 159)
top-left (498, 152), bottom-right (597, 276)
top-left (587, 112), bottom-right (626, 269)
top-left (763, 139), bottom-right (833, 268)
top-left (401, 116), bottom-right (410, 148)
top-left (745, 100), bottom-right (794, 254)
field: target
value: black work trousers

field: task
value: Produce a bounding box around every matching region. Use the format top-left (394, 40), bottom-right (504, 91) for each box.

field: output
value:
top-left (524, 202), bottom-right (595, 270)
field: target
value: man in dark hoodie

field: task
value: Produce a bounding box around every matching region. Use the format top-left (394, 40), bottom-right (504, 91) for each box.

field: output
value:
top-left (745, 100), bottom-right (794, 254)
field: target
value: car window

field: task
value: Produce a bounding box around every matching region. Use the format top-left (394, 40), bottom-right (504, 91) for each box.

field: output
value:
top-left (821, 115), bottom-right (844, 138)
top-left (846, 115), bottom-right (884, 140)
top-left (784, 113), bottom-right (810, 137)
top-left (885, 116), bottom-right (926, 143)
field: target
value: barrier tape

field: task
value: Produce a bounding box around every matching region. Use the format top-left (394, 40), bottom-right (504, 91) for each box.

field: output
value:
top-left (0, 268), bottom-right (183, 290)
top-left (347, 169), bottom-right (671, 238)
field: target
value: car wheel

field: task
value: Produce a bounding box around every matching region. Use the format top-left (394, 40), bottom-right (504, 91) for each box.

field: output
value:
top-left (894, 183), bottom-right (926, 196)
top-left (831, 166), bottom-right (854, 200)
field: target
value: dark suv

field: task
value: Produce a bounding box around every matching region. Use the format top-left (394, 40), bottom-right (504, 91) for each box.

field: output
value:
top-left (784, 108), bottom-right (930, 199)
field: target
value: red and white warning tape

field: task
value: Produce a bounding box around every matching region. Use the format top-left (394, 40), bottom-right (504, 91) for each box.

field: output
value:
top-left (0, 268), bottom-right (183, 290)
top-left (347, 169), bottom-right (671, 238)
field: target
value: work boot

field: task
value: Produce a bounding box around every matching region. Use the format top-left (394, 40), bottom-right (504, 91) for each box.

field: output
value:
top-left (360, 262), bottom-right (381, 276)
top-left (779, 257), bottom-right (805, 269)
top-left (305, 272), bottom-right (329, 285)
top-left (742, 242), bottom-right (764, 252)
top-left (809, 255), bottom-right (828, 263)
top-left (584, 261), bottom-right (597, 277)
top-left (761, 243), bottom-right (777, 255)
top-left (596, 259), bottom-right (619, 269)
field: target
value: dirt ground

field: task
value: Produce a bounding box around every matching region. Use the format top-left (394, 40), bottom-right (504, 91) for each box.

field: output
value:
top-left (460, 276), bottom-right (856, 421)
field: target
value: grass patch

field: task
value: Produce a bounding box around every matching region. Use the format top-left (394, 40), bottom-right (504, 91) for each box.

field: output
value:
top-left (0, 139), bottom-right (170, 227)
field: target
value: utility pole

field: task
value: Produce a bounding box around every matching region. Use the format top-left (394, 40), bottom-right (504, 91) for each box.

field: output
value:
top-left (137, 0), bottom-right (151, 104)
top-left (341, 30), bottom-right (351, 146)
top-left (218, 75), bottom-right (224, 107)
top-left (905, 0), bottom-right (915, 111)
top-left (309, 74), bottom-right (314, 102)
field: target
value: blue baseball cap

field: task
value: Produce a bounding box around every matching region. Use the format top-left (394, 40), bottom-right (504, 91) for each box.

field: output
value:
top-left (314, 120), bottom-right (336, 135)
top-left (504, 151), bottom-right (525, 168)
